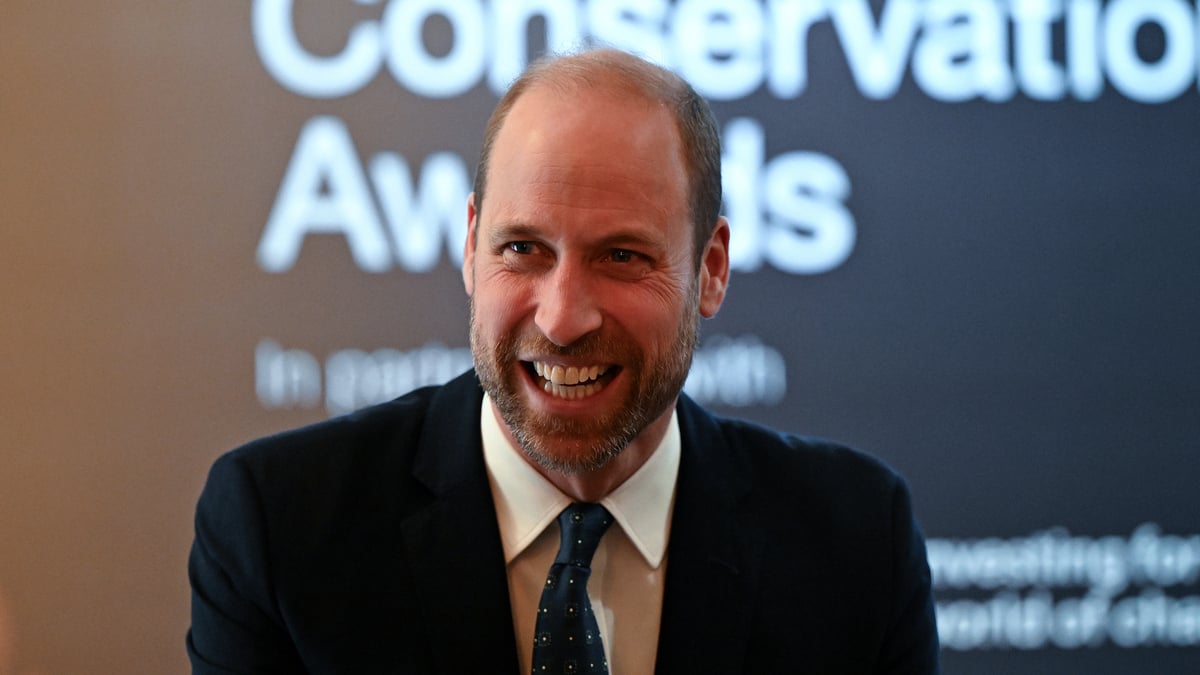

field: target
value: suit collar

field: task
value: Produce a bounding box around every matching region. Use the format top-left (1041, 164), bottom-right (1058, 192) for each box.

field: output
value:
top-left (409, 370), bottom-right (488, 494)
top-left (399, 371), bottom-right (521, 674)
top-left (655, 395), bottom-right (760, 673)
top-left (482, 389), bottom-right (681, 569)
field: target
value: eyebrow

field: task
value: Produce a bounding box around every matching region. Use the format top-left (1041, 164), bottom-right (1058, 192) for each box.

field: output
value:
top-left (484, 222), bottom-right (541, 246)
top-left (485, 222), bottom-right (667, 252)
top-left (594, 231), bottom-right (666, 252)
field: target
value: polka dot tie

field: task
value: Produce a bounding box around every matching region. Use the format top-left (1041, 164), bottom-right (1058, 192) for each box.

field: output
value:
top-left (531, 503), bottom-right (613, 675)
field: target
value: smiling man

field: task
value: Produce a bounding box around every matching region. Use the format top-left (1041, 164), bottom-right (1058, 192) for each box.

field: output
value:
top-left (188, 49), bottom-right (940, 674)
top-left (465, 60), bottom-right (726, 504)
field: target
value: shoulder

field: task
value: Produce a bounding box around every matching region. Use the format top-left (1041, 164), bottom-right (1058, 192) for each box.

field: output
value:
top-left (719, 413), bottom-right (895, 475)
top-left (213, 381), bottom-right (438, 483)
top-left (676, 397), bottom-right (916, 545)
top-left (218, 370), bottom-right (479, 473)
top-left (681, 397), bottom-right (906, 499)
top-left (673, 399), bottom-right (940, 669)
top-left (198, 371), bottom-right (483, 527)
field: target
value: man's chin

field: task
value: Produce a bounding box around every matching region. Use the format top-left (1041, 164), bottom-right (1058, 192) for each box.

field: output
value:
top-left (513, 428), bottom-right (627, 474)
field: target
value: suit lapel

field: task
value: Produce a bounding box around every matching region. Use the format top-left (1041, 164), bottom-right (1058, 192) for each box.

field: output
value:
top-left (398, 373), bottom-right (521, 674)
top-left (393, 378), bottom-right (760, 673)
top-left (655, 397), bottom-right (761, 674)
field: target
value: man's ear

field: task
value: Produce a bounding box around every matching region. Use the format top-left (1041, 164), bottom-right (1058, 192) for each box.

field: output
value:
top-left (463, 192), bottom-right (477, 296)
top-left (698, 216), bottom-right (730, 318)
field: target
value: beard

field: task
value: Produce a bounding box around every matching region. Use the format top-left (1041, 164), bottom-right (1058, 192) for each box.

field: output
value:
top-left (470, 293), bottom-right (699, 474)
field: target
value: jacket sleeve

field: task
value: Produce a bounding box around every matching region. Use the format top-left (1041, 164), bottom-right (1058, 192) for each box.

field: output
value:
top-left (879, 477), bottom-right (941, 674)
top-left (187, 452), bottom-right (305, 674)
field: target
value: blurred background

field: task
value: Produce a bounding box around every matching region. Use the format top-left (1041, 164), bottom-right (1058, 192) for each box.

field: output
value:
top-left (2, 1), bottom-right (1197, 672)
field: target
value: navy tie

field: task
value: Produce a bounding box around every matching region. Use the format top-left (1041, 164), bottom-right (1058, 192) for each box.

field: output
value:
top-left (531, 503), bottom-right (614, 675)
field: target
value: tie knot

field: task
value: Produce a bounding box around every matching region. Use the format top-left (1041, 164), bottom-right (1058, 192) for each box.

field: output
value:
top-left (555, 503), bottom-right (613, 567)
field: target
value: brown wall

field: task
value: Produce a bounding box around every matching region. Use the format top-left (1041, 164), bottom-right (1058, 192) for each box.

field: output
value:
top-left (2, 5), bottom-right (326, 672)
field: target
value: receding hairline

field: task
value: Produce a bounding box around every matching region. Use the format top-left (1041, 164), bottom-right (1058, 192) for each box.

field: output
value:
top-left (473, 48), bottom-right (724, 265)
top-left (517, 48), bottom-right (693, 102)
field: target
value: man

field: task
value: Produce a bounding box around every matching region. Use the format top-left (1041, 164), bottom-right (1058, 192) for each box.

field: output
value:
top-left (188, 48), bottom-right (939, 674)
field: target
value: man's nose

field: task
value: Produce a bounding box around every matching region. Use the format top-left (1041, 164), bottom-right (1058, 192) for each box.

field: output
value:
top-left (534, 263), bottom-right (603, 347)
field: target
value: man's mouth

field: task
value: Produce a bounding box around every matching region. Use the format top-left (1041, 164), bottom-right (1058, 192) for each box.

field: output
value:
top-left (526, 361), bottom-right (616, 400)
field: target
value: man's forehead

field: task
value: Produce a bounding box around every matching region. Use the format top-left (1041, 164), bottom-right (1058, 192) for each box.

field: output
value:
top-left (483, 139), bottom-right (684, 228)
top-left (504, 79), bottom-right (670, 135)
top-left (478, 76), bottom-right (690, 240)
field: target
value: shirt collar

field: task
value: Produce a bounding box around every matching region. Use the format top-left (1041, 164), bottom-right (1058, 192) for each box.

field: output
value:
top-left (480, 393), bottom-right (679, 568)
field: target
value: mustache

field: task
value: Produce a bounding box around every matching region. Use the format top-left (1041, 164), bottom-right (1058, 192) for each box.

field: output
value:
top-left (507, 330), bottom-right (631, 362)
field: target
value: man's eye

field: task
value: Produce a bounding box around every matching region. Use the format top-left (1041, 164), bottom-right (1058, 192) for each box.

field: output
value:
top-left (611, 249), bottom-right (637, 263)
top-left (508, 241), bottom-right (535, 255)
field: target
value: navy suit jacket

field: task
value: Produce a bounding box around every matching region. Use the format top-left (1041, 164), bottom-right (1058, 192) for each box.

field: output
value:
top-left (188, 370), bottom-right (939, 673)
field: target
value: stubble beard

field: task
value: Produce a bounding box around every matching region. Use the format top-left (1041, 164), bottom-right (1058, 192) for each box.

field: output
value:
top-left (470, 294), bottom-right (699, 475)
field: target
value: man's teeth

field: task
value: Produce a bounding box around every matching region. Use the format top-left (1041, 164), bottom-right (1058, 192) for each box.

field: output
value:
top-left (542, 380), bottom-right (599, 400)
top-left (532, 362), bottom-right (606, 386)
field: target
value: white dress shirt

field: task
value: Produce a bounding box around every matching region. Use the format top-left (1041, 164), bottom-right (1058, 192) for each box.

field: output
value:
top-left (480, 393), bottom-right (680, 675)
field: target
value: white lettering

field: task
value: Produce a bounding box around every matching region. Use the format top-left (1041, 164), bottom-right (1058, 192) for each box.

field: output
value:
top-left (488, 0), bottom-right (581, 93)
top-left (587, 0), bottom-right (671, 65)
top-left (252, 0), bottom-right (383, 99)
top-left (1105, 0), bottom-right (1196, 103)
top-left (914, 0), bottom-right (1014, 102)
top-left (257, 116), bottom-right (391, 273)
top-left (325, 343), bottom-right (475, 415)
top-left (382, 0), bottom-right (487, 98)
top-left (721, 117), bottom-right (857, 274)
top-left (931, 524), bottom-right (1200, 651)
top-left (684, 334), bottom-right (787, 406)
top-left (260, 115), bottom-right (856, 276)
top-left (830, 0), bottom-right (922, 99)
top-left (721, 117), bottom-right (764, 272)
top-left (371, 151), bottom-right (471, 271)
top-left (257, 336), bottom-right (789, 415)
top-left (255, 339), bottom-right (322, 408)
top-left (1013, 0), bottom-right (1067, 100)
top-left (252, 0), bottom-right (1200, 104)
top-left (938, 589), bottom-right (1200, 650)
top-left (762, 148), bottom-right (856, 275)
top-left (764, 0), bottom-right (826, 97)
top-left (1051, 594), bottom-right (1110, 648)
top-left (672, 0), bottom-right (764, 99)
top-left (1068, 0), bottom-right (1104, 99)
top-left (259, 116), bottom-right (472, 274)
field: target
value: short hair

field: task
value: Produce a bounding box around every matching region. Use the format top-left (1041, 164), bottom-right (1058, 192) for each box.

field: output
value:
top-left (472, 48), bottom-right (722, 267)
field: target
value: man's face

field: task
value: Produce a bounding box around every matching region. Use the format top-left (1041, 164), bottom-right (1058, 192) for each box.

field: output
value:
top-left (463, 85), bottom-right (724, 473)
